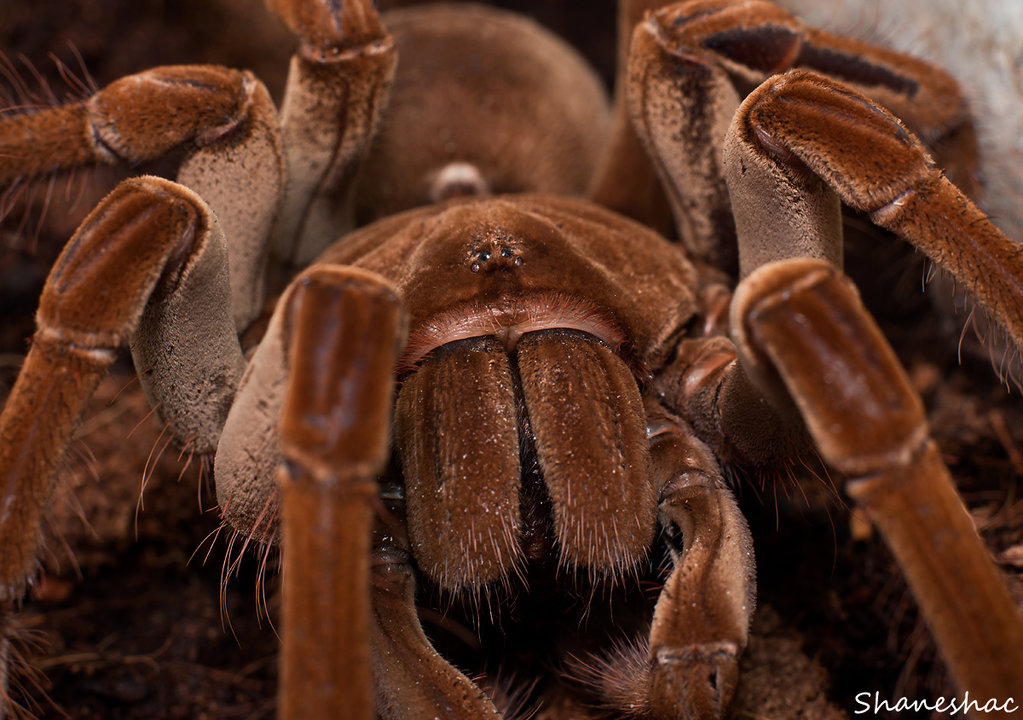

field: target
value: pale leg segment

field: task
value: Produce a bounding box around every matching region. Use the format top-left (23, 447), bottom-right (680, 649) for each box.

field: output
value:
top-left (267, 0), bottom-right (397, 265)
top-left (0, 66), bottom-right (284, 329)
top-left (0, 177), bottom-right (244, 715)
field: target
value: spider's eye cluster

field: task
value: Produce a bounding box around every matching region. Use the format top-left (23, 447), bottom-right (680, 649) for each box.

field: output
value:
top-left (469, 245), bottom-right (523, 273)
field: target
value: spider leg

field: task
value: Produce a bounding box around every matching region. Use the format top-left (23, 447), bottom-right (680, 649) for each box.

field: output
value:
top-left (0, 177), bottom-right (244, 700)
top-left (273, 266), bottom-right (406, 719)
top-left (716, 67), bottom-right (1023, 707)
top-left (369, 518), bottom-right (502, 720)
top-left (723, 69), bottom-right (1023, 358)
top-left (0, 65), bottom-right (283, 329)
top-left (266, 0), bottom-right (396, 265)
top-left (589, 0), bottom-right (677, 236)
top-left (730, 258), bottom-right (1023, 710)
top-left (622, 0), bottom-right (980, 271)
top-left (644, 404), bottom-right (755, 720)
top-left (653, 332), bottom-right (806, 472)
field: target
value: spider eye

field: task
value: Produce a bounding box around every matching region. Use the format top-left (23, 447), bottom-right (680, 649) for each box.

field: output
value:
top-left (479, 250), bottom-right (491, 262)
top-left (501, 247), bottom-right (514, 258)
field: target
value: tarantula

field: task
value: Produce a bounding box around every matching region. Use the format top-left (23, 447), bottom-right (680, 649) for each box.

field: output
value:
top-left (1, 0), bottom-right (1022, 718)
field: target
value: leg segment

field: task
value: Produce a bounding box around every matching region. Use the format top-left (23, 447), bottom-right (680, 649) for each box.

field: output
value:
top-left (723, 70), bottom-right (1023, 357)
top-left (645, 407), bottom-right (755, 720)
top-left (267, 0), bottom-right (397, 265)
top-left (0, 66), bottom-right (283, 329)
top-left (275, 266), bottom-right (406, 720)
top-left (650, 307), bottom-right (807, 471)
top-left (625, 0), bottom-right (978, 270)
top-left (0, 176), bottom-right (242, 596)
top-left (732, 258), bottom-right (1023, 710)
top-left (589, 0), bottom-right (676, 236)
top-left (589, 403), bottom-right (754, 720)
top-left (0, 177), bottom-right (243, 708)
top-left (369, 516), bottom-right (502, 720)
top-left (576, 403), bottom-right (754, 720)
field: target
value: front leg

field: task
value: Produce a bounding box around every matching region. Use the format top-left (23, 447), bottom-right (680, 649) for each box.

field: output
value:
top-left (732, 259), bottom-right (1023, 713)
top-left (0, 177), bottom-right (245, 714)
top-left (274, 266), bottom-right (405, 719)
top-left (272, 267), bottom-right (504, 719)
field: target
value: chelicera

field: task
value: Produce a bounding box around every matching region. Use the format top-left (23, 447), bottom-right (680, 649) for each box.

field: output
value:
top-left (1, 1), bottom-right (1022, 718)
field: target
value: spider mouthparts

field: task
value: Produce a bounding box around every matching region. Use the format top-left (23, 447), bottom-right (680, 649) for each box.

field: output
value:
top-left (395, 329), bottom-right (655, 594)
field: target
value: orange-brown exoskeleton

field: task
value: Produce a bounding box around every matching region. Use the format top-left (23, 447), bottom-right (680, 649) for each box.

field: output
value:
top-left (1, 1), bottom-right (1021, 718)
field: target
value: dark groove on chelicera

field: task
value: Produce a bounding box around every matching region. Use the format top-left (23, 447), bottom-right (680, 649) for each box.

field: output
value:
top-left (508, 346), bottom-right (557, 564)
